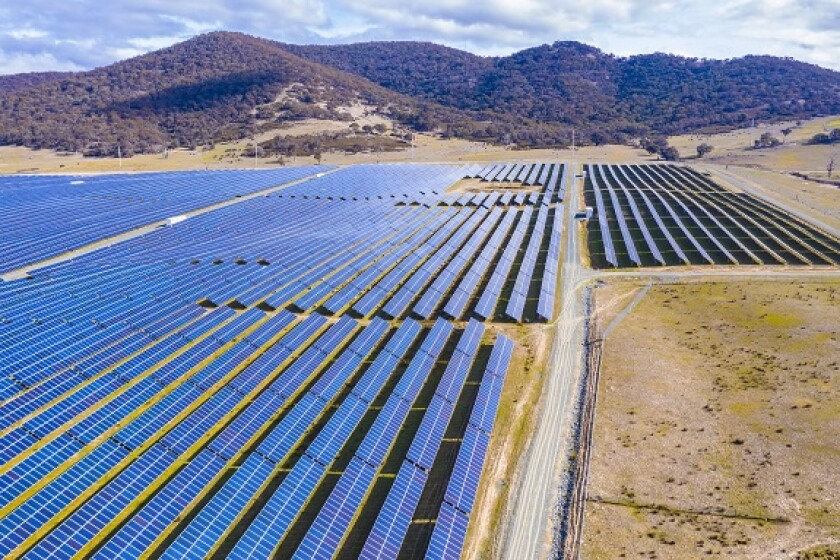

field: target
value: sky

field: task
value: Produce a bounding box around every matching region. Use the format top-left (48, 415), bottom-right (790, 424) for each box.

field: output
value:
top-left (1, 0), bottom-right (838, 75)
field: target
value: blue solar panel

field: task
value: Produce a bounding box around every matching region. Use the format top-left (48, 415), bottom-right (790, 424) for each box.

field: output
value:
top-left (292, 456), bottom-right (377, 560)
top-left (0, 167), bottom-right (331, 274)
top-left (426, 501), bottom-right (469, 560)
top-left (229, 454), bottom-right (323, 559)
top-left (603, 166), bottom-right (664, 265)
top-left (443, 426), bottom-right (490, 514)
top-left (474, 208), bottom-right (531, 319)
top-left (0, 162), bottom-right (571, 559)
top-left (0, 434), bottom-right (84, 509)
top-left (94, 450), bottom-right (226, 559)
top-left (162, 386), bottom-right (240, 455)
top-left (0, 439), bottom-right (128, 557)
top-left (407, 395), bottom-right (453, 471)
top-left (588, 164), bottom-right (619, 267)
top-left (360, 461), bottom-right (428, 558)
top-left (25, 443), bottom-right (177, 559)
top-left (163, 454), bottom-right (275, 560)
top-left (209, 390), bottom-right (286, 460)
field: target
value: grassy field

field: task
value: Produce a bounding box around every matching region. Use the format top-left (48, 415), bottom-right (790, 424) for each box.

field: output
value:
top-left (0, 135), bottom-right (652, 174)
top-left (582, 280), bottom-right (840, 559)
top-left (669, 115), bottom-right (840, 182)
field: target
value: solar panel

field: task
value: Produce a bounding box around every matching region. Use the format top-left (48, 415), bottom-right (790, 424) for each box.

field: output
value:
top-left (94, 450), bottom-right (226, 559)
top-left (291, 456), bottom-right (377, 560)
top-left (0, 162), bottom-right (600, 559)
top-left (426, 501), bottom-right (469, 560)
top-left (604, 165), bottom-right (665, 265)
top-left (359, 461), bottom-right (428, 558)
top-left (616, 166), bottom-right (690, 264)
top-left (163, 454), bottom-right (274, 560)
top-left (596, 164), bottom-right (641, 266)
top-left (588, 164), bottom-right (618, 267)
top-left (443, 426), bottom-right (490, 514)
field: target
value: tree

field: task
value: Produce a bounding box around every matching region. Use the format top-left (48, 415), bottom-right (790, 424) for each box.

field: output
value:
top-left (660, 146), bottom-right (680, 161)
top-left (590, 130), bottom-right (608, 146)
top-left (696, 143), bottom-right (714, 158)
top-left (641, 136), bottom-right (668, 155)
top-left (828, 154), bottom-right (836, 179)
top-left (755, 132), bottom-right (781, 149)
top-left (781, 127), bottom-right (793, 143)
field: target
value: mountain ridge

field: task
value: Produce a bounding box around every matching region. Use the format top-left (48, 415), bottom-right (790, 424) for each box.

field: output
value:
top-left (1, 31), bottom-right (838, 156)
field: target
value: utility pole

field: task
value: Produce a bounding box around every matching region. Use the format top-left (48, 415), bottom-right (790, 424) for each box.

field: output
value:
top-left (571, 127), bottom-right (575, 151)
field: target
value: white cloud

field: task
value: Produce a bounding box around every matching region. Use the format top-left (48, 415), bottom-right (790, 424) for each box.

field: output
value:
top-left (0, 0), bottom-right (838, 72)
top-left (0, 50), bottom-right (85, 74)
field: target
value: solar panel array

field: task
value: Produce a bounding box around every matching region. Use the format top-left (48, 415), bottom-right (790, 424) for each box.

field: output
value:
top-left (0, 162), bottom-right (565, 559)
top-left (0, 167), bottom-right (331, 274)
top-left (584, 164), bottom-right (840, 268)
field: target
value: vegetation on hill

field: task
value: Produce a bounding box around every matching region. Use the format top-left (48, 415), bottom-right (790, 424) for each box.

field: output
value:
top-left (297, 41), bottom-right (840, 140)
top-left (0, 32), bottom-right (838, 156)
top-left (0, 71), bottom-right (74, 93)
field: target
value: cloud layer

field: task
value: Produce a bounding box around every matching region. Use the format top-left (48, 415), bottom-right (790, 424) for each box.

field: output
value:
top-left (1, 0), bottom-right (838, 74)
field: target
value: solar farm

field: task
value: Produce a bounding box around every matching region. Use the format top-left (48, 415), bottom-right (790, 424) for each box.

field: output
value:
top-left (3, 159), bottom-right (836, 560)
top-left (0, 162), bottom-right (565, 559)
top-left (583, 163), bottom-right (840, 268)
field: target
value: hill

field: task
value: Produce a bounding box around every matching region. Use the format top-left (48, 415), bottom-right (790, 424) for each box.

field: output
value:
top-left (0, 71), bottom-right (72, 93)
top-left (291, 41), bottom-right (840, 138)
top-left (0, 33), bottom-right (548, 157)
top-left (0, 32), bottom-right (838, 156)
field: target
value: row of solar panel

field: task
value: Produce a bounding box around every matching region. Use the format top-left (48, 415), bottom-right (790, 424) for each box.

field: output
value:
top-left (1, 194), bottom-right (556, 482)
top-left (6, 311), bottom-right (349, 558)
top-left (427, 335), bottom-right (513, 559)
top-left (586, 164), bottom-right (840, 268)
top-left (0, 201), bottom-right (434, 403)
top-left (0, 163), bottom-right (563, 559)
top-left (0, 167), bottom-right (334, 273)
top-left (1, 310), bottom-right (510, 559)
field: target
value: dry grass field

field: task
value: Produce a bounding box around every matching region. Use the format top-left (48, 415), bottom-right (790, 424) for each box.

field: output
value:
top-left (669, 116), bottom-right (840, 183)
top-left (582, 280), bottom-right (840, 559)
top-left (0, 133), bottom-right (652, 175)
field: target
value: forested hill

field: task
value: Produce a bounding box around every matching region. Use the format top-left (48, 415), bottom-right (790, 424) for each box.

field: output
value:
top-left (291, 40), bottom-right (840, 135)
top-left (0, 32), bottom-right (542, 156)
top-left (0, 71), bottom-right (73, 93)
top-left (0, 31), bottom-right (839, 156)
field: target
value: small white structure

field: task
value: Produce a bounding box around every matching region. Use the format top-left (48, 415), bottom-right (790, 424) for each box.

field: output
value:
top-left (165, 215), bottom-right (188, 226)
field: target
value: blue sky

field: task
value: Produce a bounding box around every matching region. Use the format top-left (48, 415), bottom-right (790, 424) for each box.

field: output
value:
top-left (1, 0), bottom-right (838, 74)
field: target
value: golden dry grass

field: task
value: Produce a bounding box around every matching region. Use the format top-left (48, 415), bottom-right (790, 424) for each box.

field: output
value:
top-left (669, 115), bottom-right (840, 182)
top-left (0, 134), bottom-right (654, 175)
top-left (582, 280), bottom-right (840, 559)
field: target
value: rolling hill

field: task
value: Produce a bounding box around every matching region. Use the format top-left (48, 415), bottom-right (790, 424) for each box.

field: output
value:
top-left (291, 40), bottom-right (840, 135)
top-left (0, 31), bottom-right (838, 156)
